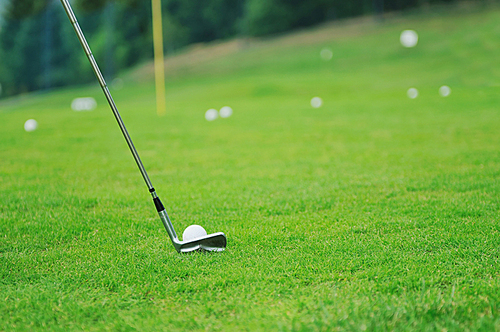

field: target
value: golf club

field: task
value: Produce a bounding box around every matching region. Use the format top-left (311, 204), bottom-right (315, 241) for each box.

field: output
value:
top-left (59, 0), bottom-right (227, 253)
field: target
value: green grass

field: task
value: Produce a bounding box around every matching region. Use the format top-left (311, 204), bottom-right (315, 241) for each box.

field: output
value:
top-left (1, 6), bottom-right (500, 331)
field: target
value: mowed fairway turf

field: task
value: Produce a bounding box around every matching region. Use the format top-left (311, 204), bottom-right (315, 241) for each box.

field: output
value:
top-left (1, 6), bottom-right (500, 331)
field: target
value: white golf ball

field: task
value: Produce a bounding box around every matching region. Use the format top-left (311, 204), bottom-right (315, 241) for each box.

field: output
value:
top-left (205, 109), bottom-right (218, 121)
top-left (439, 85), bottom-right (451, 97)
top-left (111, 78), bottom-right (124, 90)
top-left (71, 97), bottom-right (97, 111)
top-left (320, 48), bottom-right (333, 61)
top-left (219, 106), bottom-right (233, 118)
top-left (400, 30), bottom-right (418, 48)
top-left (24, 119), bottom-right (38, 132)
top-left (183, 225), bottom-right (207, 242)
top-left (311, 97), bottom-right (323, 108)
top-left (407, 88), bottom-right (419, 99)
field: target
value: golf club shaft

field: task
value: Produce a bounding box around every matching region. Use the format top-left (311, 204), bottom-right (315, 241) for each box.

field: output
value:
top-left (60, 0), bottom-right (154, 193)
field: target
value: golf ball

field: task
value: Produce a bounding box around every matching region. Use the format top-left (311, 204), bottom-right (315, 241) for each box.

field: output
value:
top-left (311, 97), bottom-right (323, 108)
top-left (400, 30), bottom-right (418, 48)
top-left (71, 97), bottom-right (97, 111)
top-left (111, 78), bottom-right (124, 90)
top-left (183, 225), bottom-right (207, 242)
top-left (439, 85), bottom-right (451, 97)
top-left (320, 48), bottom-right (333, 61)
top-left (205, 109), bottom-right (218, 121)
top-left (407, 88), bottom-right (419, 99)
top-left (219, 106), bottom-right (233, 118)
top-left (24, 119), bottom-right (38, 132)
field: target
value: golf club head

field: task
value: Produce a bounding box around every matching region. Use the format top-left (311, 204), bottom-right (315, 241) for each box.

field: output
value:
top-left (176, 232), bottom-right (227, 253)
top-left (157, 205), bottom-right (227, 253)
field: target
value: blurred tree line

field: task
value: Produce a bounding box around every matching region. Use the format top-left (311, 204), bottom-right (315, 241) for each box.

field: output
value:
top-left (0, 0), bottom-right (487, 98)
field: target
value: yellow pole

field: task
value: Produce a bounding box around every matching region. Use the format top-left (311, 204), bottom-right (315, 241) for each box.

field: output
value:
top-left (151, 0), bottom-right (166, 116)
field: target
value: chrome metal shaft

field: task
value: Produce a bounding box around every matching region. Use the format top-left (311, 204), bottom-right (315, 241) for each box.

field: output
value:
top-left (60, 0), bottom-right (154, 192)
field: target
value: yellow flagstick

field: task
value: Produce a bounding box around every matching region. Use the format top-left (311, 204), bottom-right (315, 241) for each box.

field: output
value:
top-left (152, 0), bottom-right (166, 116)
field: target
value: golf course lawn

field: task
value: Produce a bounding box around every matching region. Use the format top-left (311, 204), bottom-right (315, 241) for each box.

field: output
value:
top-left (1, 5), bottom-right (499, 331)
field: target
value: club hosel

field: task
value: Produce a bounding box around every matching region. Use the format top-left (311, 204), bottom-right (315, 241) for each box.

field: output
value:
top-left (158, 210), bottom-right (178, 242)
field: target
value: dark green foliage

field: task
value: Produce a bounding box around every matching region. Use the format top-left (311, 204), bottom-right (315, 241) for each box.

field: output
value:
top-left (0, 0), bottom-right (153, 97)
top-left (75, 0), bottom-right (107, 13)
top-left (0, 2), bottom-right (88, 95)
top-left (4, 0), bottom-right (50, 19)
top-left (113, 3), bottom-right (153, 67)
top-left (0, 14), bottom-right (44, 94)
top-left (164, 0), bottom-right (244, 42)
top-left (244, 0), bottom-right (294, 36)
top-left (243, 0), bottom-right (377, 36)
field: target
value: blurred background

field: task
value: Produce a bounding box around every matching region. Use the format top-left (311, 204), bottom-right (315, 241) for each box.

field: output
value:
top-left (0, 0), bottom-right (495, 99)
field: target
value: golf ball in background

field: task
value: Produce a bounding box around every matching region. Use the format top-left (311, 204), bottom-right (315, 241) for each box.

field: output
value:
top-left (407, 88), bottom-right (419, 99)
top-left (400, 30), bottom-right (418, 48)
top-left (320, 48), bottom-right (333, 61)
top-left (183, 225), bottom-right (207, 242)
top-left (205, 109), bottom-right (218, 121)
top-left (24, 119), bottom-right (38, 132)
top-left (71, 97), bottom-right (97, 111)
top-left (311, 97), bottom-right (323, 108)
top-left (439, 85), bottom-right (451, 97)
top-left (219, 106), bottom-right (233, 118)
top-left (111, 78), bottom-right (124, 90)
